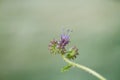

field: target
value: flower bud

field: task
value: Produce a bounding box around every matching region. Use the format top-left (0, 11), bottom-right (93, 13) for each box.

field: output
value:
top-left (48, 39), bottom-right (58, 54)
top-left (66, 46), bottom-right (79, 59)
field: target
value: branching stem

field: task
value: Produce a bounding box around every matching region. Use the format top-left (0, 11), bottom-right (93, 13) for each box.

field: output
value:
top-left (62, 55), bottom-right (106, 80)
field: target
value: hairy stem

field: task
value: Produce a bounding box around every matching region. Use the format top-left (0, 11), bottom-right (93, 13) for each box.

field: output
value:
top-left (62, 55), bottom-right (106, 80)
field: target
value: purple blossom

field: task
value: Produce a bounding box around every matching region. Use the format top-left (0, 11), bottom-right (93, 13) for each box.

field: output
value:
top-left (58, 29), bottom-right (71, 49)
top-left (48, 29), bottom-right (76, 55)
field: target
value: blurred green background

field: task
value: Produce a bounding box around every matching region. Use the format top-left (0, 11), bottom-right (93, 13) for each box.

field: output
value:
top-left (0, 0), bottom-right (120, 80)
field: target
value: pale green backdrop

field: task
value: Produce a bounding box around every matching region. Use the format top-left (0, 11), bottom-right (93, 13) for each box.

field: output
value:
top-left (0, 0), bottom-right (120, 80)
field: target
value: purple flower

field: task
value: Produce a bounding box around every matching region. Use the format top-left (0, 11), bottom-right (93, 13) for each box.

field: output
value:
top-left (58, 29), bottom-right (71, 49)
top-left (48, 29), bottom-right (78, 56)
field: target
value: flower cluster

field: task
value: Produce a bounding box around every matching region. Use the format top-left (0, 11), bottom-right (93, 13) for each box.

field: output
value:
top-left (48, 30), bottom-right (106, 80)
top-left (48, 29), bottom-right (79, 59)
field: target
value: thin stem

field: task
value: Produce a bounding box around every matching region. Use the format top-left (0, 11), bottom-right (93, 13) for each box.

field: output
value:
top-left (62, 55), bottom-right (106, 80)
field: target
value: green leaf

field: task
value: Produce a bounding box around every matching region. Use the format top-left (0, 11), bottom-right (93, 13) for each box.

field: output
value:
top-left (61, 64), bottom-right (73, 72)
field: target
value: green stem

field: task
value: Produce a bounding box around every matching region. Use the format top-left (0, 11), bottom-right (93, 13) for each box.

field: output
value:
top-left (62, 55), bottom-right (106, 80)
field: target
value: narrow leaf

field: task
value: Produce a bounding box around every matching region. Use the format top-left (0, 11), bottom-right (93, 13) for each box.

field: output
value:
top-left (61, 64), bottom-right (73, 72)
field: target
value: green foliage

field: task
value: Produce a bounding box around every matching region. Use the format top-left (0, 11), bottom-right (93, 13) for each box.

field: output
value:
top-left (61, 64), bottom-right (73, 72)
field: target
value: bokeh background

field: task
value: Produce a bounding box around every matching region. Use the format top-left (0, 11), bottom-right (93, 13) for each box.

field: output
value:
top-left (0, 0), bottom-right (120, 80)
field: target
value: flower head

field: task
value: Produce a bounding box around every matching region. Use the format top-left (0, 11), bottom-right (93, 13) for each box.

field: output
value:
top-left (48, 39), bottom-right (58, 54)
top-left (58, 29), bottom-right (71, 49)
top-left (48, 29), bottom-right (79, 58)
